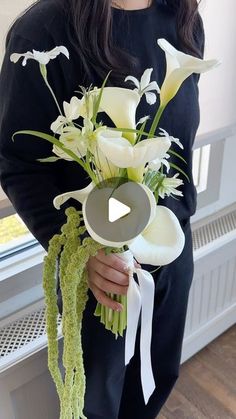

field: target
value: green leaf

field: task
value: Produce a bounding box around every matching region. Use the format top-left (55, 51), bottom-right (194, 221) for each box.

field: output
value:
top-left (12, 130), bottom-right (87, 171)
top-left (168, 149), bottom-right (187, 164)
top-left (136, 119), bottom-right (148, 144)
top-left (144, 170), bottom-right (163, 190)
top-left (92, 71), bottom-right (112, 125)
top-left (109, 127), bottom-right (150, 137)
top-left (169, 162), bottom-right (190, 182)
top-left (37, 156), bottom-right (62, 163)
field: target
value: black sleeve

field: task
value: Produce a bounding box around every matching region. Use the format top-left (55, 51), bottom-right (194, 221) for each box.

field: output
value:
top-left (0, 32), bottom-right (71, 251)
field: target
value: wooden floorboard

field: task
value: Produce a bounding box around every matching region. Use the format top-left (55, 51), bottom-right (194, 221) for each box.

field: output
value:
top-left (159, 325), bottom-right (236, 419)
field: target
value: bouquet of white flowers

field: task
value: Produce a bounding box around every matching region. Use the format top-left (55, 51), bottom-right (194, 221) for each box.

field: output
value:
top-left (11, 39), bottom-right (218, 419)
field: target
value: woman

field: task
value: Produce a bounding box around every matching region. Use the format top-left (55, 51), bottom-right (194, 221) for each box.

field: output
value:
top-left (0, 0), bottom-right (204, 418)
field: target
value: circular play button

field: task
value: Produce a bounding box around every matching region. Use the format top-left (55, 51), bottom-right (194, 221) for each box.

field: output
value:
top-left (83, 178), bottom-right (154, 247)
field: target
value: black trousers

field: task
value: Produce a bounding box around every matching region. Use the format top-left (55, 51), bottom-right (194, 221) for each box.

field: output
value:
top-left (57, 219), bottom-right (194, 419)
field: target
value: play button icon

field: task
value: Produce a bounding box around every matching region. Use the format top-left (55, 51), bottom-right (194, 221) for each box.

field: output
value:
top-left (108, 198), bottom-right (131, 223)
top-left (83, 177), bottom-right (155, 247)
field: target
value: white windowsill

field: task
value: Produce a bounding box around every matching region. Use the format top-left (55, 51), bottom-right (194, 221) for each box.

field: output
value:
top-left (0, 244), bottom-right (46, 283)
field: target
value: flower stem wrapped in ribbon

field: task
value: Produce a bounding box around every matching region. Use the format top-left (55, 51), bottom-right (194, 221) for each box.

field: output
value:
top-left (11, 39), bottom-right (220, 419)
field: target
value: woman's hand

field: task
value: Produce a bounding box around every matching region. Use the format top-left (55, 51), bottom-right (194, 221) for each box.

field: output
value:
top-left (87, 249), bottom-right (130, 312)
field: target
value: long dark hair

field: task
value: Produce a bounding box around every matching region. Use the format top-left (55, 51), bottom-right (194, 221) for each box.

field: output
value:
top-left (11, 0), bottom-right (203, 85)
top-left (59, 0), bottom-right (203, 85)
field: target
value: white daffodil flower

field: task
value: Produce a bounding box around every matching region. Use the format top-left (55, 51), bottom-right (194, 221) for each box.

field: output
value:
top-left (53, 126), bottom-right (86, 160)
top-left (51, 96), bottom-right (82, 134)
top-left (80, 119), bottom-right (118, 179)
top-left (10, 46), bottom-right (69, 66)
top-left (81, 118), bottom-right (96, 140)
top-left (148, 153), bottom-right (170, 172)
top-left (97, 131), bottom-right (171, 169)
top-left (125, 68), bottom-right (160, 105)
top-left (129, 205), bottom-right (185, 265)
top-left (53, 182), bottom-right (94, 210)
top-left (157, 38), bottom-right (220, 108)
top-left (81, 118), bottom-right (108, 149)
top-left (78, 87), bottom-right (99, 120)
top-left (159, 128), bottom-right (184, 150)
top-left (158, 173), bottom-right (183, 199)
top-left (51, 116), bottom-right (67, 135)
top-left (63, 96), bottom-right (82, 121)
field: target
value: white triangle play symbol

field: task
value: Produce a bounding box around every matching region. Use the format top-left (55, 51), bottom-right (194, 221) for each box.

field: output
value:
top-left (108, 197), bottom-right (131, 223)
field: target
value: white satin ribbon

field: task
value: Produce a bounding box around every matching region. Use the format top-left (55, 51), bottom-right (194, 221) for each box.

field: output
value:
top-left (135, 268), bottom-right (156, 404)
top-left (116, 250), bottom-right (156, 404)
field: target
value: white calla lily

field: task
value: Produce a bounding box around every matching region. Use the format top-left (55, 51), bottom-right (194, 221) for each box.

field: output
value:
top-left (129, 205), bottom-right (185, 265)
top-left (98, 87), bottom-right (140, 144)
top-left (10, 46), bottom-right (69, 66)
top-left (53, 182), bottom-right (94, 210)
top-left (82, 205), bottom-right (133, 248)
top-left (125, 68), bottom-right (160, 105)
top-left (97, 131), bottom-right (171, 169)
top-left (140, 184), bottom-right (157, 227)
top-left (91, 130), bottom-right (122, 179)
top-left (94, 146), bottom-right (119, 179)
top-left (82, 182), bottom-right (157, 248)
top-left (79, 87), bottom-right (140, 143)
top-left (157, 38), bottom-right (220, 107)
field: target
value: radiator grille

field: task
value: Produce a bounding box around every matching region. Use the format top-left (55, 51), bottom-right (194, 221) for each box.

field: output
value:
top-left (0, 307), bottom-right (61, 358)
top-left (192, 209), bottom-right (236, 250)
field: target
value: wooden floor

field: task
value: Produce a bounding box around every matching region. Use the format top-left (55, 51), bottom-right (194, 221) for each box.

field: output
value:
top-left (159, 325), bottom-right (236, 419)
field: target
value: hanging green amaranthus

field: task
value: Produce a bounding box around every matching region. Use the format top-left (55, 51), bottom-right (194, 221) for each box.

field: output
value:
top-left (43, 207), bottom-right (103, 419)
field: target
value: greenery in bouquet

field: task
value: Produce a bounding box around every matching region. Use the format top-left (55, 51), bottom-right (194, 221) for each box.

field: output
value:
top-left (11, 39), bottom-right (218, 419)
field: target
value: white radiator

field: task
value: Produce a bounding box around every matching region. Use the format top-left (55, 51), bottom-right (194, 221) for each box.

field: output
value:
top-left (182, 206), bottom-right (236, 362)
top-left (0, 207), bottom-right (236, 419)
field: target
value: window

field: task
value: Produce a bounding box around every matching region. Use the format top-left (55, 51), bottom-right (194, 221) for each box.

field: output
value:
top-left (193, 144), bottom-right (211, 193)
top-left (0, 213), bottom-right (36, 259)
top-left (193, 136), bottom-right (225, 210)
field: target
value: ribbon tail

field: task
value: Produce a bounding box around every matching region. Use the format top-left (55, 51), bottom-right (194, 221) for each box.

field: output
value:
top-left (136, 268), bottom-right (156, 404)
top-left (125, 272), bottom-right (142, 365)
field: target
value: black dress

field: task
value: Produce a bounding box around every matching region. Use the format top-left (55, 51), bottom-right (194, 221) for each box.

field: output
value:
top-left (0, 1), bottom-right (204, 418)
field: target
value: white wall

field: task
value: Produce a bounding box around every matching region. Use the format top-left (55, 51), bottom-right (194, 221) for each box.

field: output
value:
top-left (198, 0), bottom-right (236, 134)
top-left (192, 0), bottom-right (236, 222)
top-left (0, 0), bottom-right (33, 66)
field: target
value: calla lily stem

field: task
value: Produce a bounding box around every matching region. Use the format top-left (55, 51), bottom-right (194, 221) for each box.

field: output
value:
top-left (149, 105), bottom-right (165, 138)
